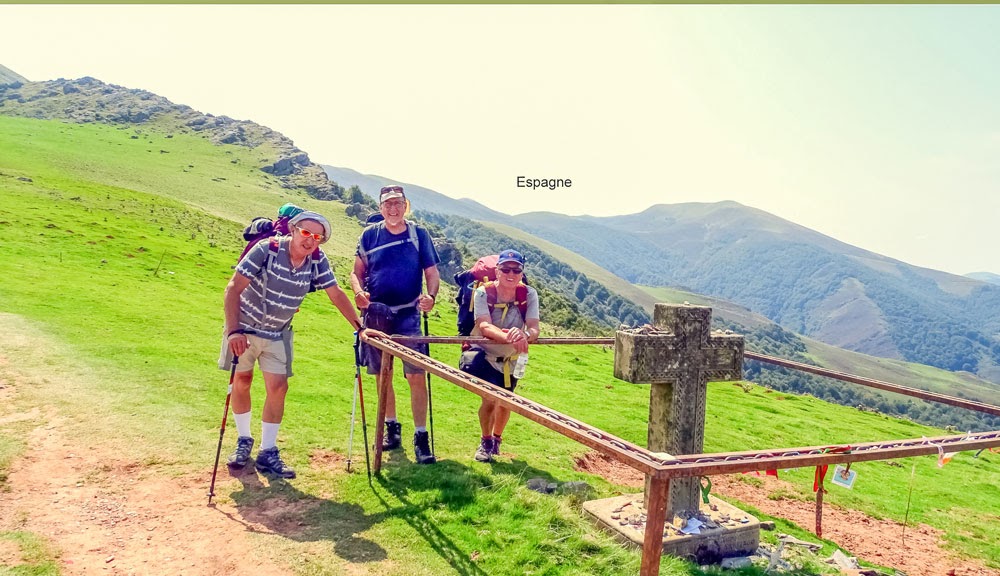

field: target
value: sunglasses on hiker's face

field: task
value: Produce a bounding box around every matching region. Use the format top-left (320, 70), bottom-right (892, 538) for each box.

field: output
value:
top-left (295, 227), bottom-right (324, 241)
top-left (499, 267), bottom-right (523, 275)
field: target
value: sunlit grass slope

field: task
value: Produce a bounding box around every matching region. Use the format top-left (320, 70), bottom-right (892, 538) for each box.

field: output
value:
top-left (1, 115), bottom-right (998, 573)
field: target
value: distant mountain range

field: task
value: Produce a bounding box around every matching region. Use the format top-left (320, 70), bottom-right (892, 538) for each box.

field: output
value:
top-left (323, 166), bottom-right (1000, 384)
top-left (322, 165), bottom-right (508, 222)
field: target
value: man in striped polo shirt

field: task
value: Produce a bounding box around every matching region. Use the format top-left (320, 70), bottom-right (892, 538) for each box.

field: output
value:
top-left (221, 211), bottom-right (361, 479)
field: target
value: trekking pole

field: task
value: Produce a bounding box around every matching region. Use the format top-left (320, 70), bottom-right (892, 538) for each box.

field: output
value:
top-left (346, 361), bottom-right (359, 473)
top-left (353, 332), bottom-right (372, 483)
top-left (423, 312), bottom-right (435, 455)
top-left (208, 355), bottom-right (239, 505)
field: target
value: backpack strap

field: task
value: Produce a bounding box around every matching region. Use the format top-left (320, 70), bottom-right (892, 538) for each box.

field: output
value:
top-left (357, 221), bottom-right (421, 268)
top-left (407, 220), bottom-right (419, 253)
top-left (484, 282), bottom-right (529, 328)
top-left (258, 239), bottom-right (281, 320)
top-left (308, 247), bottom-right (323, 293)
top-left (514, 284), bottom-right (529, 320)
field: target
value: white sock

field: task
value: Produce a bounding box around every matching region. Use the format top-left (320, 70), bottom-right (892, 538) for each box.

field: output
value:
top-left (386, 418), bottom-right (398, 423)
top-left (261, 422), bottom-right (281, 450)
top-left (415, 426), bottom-right (427, 433)
top-left (234, 411), bottom-right (252, 439)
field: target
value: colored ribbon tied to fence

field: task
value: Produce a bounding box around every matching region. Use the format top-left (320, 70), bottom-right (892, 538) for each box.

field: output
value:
top-left (813, 445), bottom-right (853, 492)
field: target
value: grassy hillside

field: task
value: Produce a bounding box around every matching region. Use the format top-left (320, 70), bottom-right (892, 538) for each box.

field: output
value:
top-left (2, 115), bottom-right (999, 574)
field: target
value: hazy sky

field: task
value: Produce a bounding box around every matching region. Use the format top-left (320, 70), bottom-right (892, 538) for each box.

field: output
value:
top-left (2, 5), bottom-right (999, 276)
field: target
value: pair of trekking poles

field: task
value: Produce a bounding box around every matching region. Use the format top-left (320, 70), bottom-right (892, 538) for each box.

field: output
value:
top-left (209, 315), bottom-right (436, 503)
top-left (343, 313), bottom-right (436, 473)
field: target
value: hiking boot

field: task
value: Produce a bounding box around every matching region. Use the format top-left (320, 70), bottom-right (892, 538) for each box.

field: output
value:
top-left (382, 421), bottom-right (402, 451)
top-left (255, 447), bottom-right (296, 479)
top-left (413, 431), bottom-right (436, 465)
top-left (474, 437), bottom-right (493, 463)
top-left (227, 436), bottom-right (254, 468)
top-left (491, 435), bottom-right (502, 456)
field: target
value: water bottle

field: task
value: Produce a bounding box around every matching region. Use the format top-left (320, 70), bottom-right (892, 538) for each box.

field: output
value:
top-left (512, 353), bottom-right (529, 379)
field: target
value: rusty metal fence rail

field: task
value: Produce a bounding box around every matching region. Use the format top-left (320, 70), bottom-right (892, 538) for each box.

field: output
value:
top-left (363, 332), bottom-right (1000, 576)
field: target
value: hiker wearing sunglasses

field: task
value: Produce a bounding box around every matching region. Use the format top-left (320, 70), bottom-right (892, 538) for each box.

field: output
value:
top-left (351, 185), bottom-right (441, 465)
top-left (221, 211), bottom-right (362, 479)
top-left (459, 249), bottom-right (540, 463)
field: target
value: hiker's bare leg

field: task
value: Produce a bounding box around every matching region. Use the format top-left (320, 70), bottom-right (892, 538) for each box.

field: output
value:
top-left (492, 406), bottom-right (512, 437)
top-left (405, 372), bottom-right (428, 428)
top-left (261, 371), bottom-right (288, 424)
top-left (231, 370), bottom-right (254, 414)
top-left (478, 398), bottom-right (497, 437)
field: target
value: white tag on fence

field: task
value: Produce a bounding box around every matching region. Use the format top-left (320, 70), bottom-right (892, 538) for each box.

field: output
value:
top-left (830, 465), bottom-right (857, 489)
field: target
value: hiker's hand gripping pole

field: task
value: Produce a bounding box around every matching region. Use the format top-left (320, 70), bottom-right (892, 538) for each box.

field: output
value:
top-left (208, 355), bottom-right (239, 505)
top-left (423, 312), bottom-right (435, 456)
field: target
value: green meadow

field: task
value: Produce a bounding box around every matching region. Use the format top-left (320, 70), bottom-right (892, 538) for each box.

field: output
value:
top-left (1, 115), bottom-right (998, 574)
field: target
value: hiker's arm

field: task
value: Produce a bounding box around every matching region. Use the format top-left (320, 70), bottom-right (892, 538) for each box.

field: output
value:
top-left (350, 255), bottom-right (370, 309)
top-left (480, 316), bottom-right (529, 354)
top-left (417, 265), bottom-right (440, 312)
top-left (525, 289), bottom-right (540, 344)
top-left (223, 272), bottom-right (252, 356)
top-left (524, 319), bottom-right (540, 344)
top-left (325, 285), bottom-right (362, 331)
top-left (476, 315), bottom-right (508, 344)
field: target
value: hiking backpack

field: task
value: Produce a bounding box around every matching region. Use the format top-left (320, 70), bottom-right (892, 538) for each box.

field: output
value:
top-left (237, 203), bottom-right (304, 263)
top-left (454, 254), bottom-right (529, 336)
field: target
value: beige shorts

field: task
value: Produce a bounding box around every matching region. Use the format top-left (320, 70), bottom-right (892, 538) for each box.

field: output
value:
top-left (218, 330), bottom-right (294, 377)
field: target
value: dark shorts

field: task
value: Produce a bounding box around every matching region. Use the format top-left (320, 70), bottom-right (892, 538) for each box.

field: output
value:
top-left (362, 303), bottom-right (426, 375)
top-left (459, 348), bottom-right (518, 391)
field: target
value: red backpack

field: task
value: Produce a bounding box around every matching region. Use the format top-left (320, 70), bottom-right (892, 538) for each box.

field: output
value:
top-left (455, 255), bottom-right (530, 336)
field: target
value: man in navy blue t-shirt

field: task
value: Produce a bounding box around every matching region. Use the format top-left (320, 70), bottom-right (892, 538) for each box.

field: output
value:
top-left (351, 186), bottom-right (441, 464)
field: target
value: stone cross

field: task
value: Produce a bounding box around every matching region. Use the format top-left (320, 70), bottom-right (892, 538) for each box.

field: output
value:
top-left (614, 304), bottom-right (744, 519)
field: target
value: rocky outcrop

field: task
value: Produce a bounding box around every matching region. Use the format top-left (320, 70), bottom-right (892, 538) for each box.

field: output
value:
top-left (0, 63), bottom-right (28, 85)
top-left (0, 76), bottom-right (342, 201)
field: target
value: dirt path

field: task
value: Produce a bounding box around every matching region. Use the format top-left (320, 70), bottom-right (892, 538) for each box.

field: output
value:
top-left (576, 452), bottom-right (999, 576)
top-left (0, 411), bottom-right (294, 576)
top-left (0, 318), bottom-right (299, 576)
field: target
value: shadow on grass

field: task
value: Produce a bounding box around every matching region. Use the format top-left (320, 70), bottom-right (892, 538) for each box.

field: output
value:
top-left (372, 457), bottom-right (492, 576)
top-left (226, 466), bottom-right (387, 563)
top-left (219, 451), bottom-right (640, 575)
